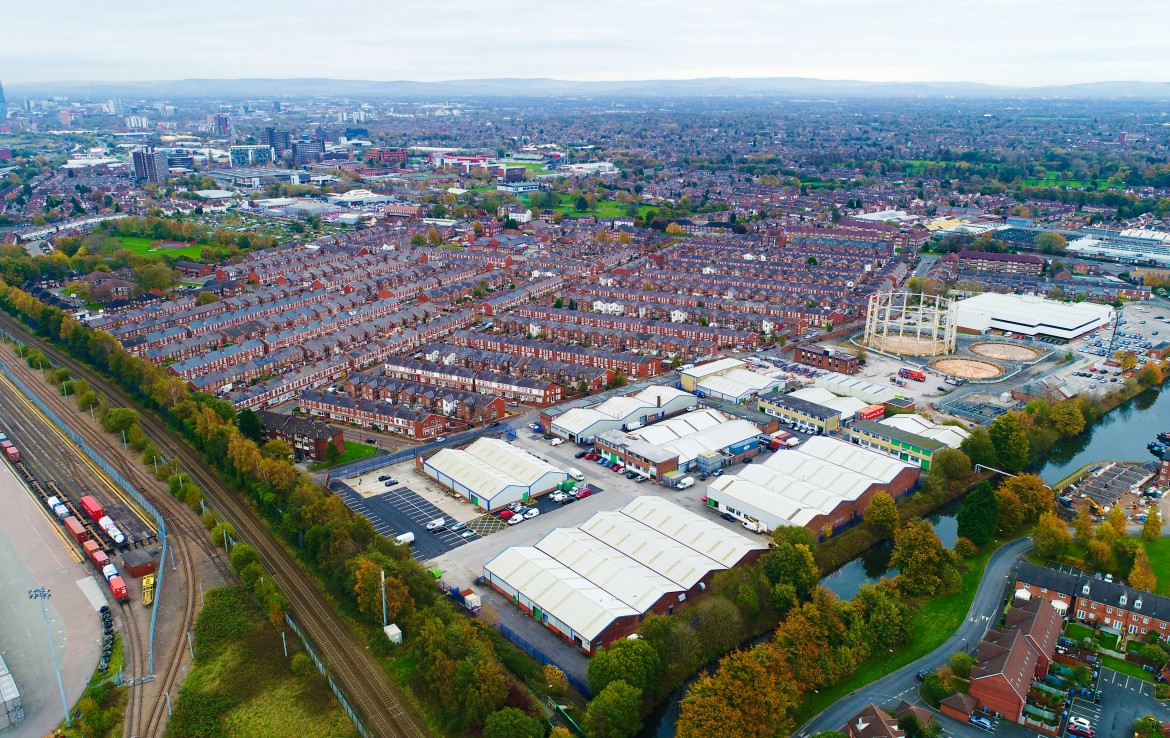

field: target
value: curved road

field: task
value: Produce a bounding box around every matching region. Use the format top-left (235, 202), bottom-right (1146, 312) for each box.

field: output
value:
top-left (797, 537), bottom-right (1034, 737)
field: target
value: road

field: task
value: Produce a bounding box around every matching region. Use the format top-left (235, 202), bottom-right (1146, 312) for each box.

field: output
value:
top-left (796, 537), bottom-right (1033, 737)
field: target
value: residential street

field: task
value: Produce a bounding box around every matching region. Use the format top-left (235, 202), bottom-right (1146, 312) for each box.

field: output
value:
top-left (796, 537), bottom-right (1034, 737)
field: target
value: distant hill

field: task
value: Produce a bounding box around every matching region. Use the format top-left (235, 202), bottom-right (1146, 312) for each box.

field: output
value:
top-left (8, 76), bottom-right (1170, 100)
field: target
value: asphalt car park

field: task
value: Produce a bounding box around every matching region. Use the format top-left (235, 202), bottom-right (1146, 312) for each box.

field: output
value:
top-left (1090, 667), bottom-right (1170, 738)
top-left (331, 482), bottom-right (474, 560)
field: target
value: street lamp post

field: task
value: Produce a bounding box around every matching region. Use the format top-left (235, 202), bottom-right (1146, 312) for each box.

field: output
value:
top-left (27, 587), bottom-right (72, 728)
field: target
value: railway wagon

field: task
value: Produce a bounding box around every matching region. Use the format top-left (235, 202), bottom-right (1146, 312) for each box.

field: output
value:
top-left (108, 575), bottom-right (128, 601)
top-left (1, 442), bottom-right (19, 463)
top-left (63, 516), bottom-right (88, 544)
top-left (79, 496), bottom-right (104, 522)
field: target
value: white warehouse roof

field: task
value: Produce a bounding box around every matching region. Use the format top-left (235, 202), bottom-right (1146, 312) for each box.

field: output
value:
top-left (706, 476), bottom-right (818, 527)
top-left (954, 293), bottom-right (1112, 338)
top-left (424, 437), bottom-right (567, 507)
top-left (619, 496), bottom-right (766, 568)
top-left (483, 547), bottom-right (638, 642)
top-left (793, 436), bottom-right (917, 482)
top-left (757, 454), bottom-right (876, 501)
top-left (534, 528), bottom-right (684, 612)
top-left (681, 358), bottom-right (744, 381)
top-left (813, 373), bottom-right (897, 405)
top-left (579, 511), bottom-right (724, 590)
top-left (880, 414), bottom-right (970, 449)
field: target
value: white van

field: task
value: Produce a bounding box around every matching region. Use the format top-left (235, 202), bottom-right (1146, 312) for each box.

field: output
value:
top-left (395, 532), bottom-right (415, 545)
top-left (568, 468), bottom-right (585, 482)
top-left (675, 476), bottom-right (695, 490)
top-left (425, 517), bottom-right (446, 531)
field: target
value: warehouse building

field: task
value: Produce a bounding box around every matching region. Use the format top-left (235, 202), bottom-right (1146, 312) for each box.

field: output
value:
top-left (789, 387), bottom-right (870, 422)
top-left (694, 366), bottom-right (784, 404)
top-left (422, 437), bottom-right (567, 510)
top-left (482, 547), bottom-right (640, 654)
top-left (877, 414), bottom-right (969, 448)
top-left (849, 420), bottom-right (949, 470)
top-left (813, 373), bottom-right (898, 406)
top-left (757, 392), bottom-right (842, 434)
top-left (549, 384), bottom-right (694, 443)
top-left (534, 528), bottom-right (686, 615)
top-left (595, 408), bottom-right (763, 478)
top-left (703, 436), bottom-right (919, 534)
top-left (954, 293), bottom-right (1112, 340)
top-left (679, 357), bottom-right (744, 392)
top-left (484, 497), bottom-right (765, 654)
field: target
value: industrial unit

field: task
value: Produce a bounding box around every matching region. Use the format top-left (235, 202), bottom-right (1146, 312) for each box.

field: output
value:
top-left (548, 384), bottom-right (694, 443)
top-left (483, 497), bottom-right (766, 654)
top-left (422, 437), bottom-right (567, 510)
top-left (757, 392), bottom-right (842, 434)
top-left (953, 293), bottom-right (1113, 340)
top-left (703, 436), bottom-right (919, 534)
top-left (594, 408), bottom-right (762, 479)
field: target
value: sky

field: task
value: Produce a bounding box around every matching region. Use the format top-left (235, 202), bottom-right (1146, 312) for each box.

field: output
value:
top-left (4, 0), bottom-right (1169, 86)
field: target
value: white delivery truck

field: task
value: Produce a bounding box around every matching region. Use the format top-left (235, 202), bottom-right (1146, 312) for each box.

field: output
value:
top-left (568, 468), bottom-right (585, 482)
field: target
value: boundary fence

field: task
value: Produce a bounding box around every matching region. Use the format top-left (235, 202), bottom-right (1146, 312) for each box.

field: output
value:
top-left (284, 613), bottom-right (370, 738)
top-left (497, 623), bottom-right (591, 699)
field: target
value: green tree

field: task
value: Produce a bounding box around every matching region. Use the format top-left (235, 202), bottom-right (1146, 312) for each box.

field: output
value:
top-left (1035, 232), bottom-right (1068, 255)
top-left (891, 519), bottom-right (959, 596)
top-left (995, 487), bottom-right (1025, 533)
top-left (584, 680), bottom-right (642, 738)
top-left (862, 491), bottom-right (899, 534)
top-left (988, 413), bottom-right (1030, 471)
top-left (761, 542), bottom-right (819, 600)
top-left (949, 651), bottom-right (975, 679)
top-left (932, 448), bottom-right (972, 481)
top-left (483, 708), bottom-right (543, 738)
top-left (588, 637), bottom-right (661, 695)
top-left (960, 427), bottom-right (999, 468)
top-left (956, 481), bottom-right (998, 546)
top-left (1032, 512), bottom-right (1072, 559)
top-left (1073, 505), bottom-right (1095, 546)
top-left (236, 408), bottom-right (264, 444)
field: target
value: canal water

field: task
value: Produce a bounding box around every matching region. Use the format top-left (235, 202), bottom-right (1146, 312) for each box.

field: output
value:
top-left (1037, 386), bottom-right (1167, 484)
top-left (646, 386), bottom-right (1166, 737)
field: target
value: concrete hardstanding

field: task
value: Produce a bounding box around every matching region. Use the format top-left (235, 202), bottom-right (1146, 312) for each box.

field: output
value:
top-left (0, 461), bottom-right (101, 738)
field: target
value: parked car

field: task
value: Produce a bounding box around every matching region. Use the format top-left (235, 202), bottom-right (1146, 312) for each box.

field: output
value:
top-left (366, 437), bottom-right (377, 444)
top-left (969, 714), bottom-right (993, 730)
top-left (625, 470), bottom-right (638, 479)
top-left (384, 480), bottom-right (399, 487)
top-left (585, 452), bottom-right (598, 460)
top-left (1067, 725), bottom-right (1093, 738)
top-left (635, 475), bottom-right (649, 483)
top-left (499, 510), bottom-right (515, 520)
top-left (425, 517), bottom-right (446, 532)
top-left (377, 475), bottom-right (390, 481)
top-left (435, 436), bottom-right (447, 443)
top-left (915, 669), bottom-right (930, 681)
top-left (575, 450), bottom-right (589, 459)
top-left (489, 421), bottom-right (502, 427)
top-left (507, 515), bottom-right (525, 526)
top-left (574, 487), bottom-right (594, 499)
top-left (721, 512), bottom-right (736, 522)
top-left (550, 438), bottom-right (564, 447)
top-left (712, 468), bottom-right (724, 477)
top-left (1069, 717), bottom-right (1092, 730)
top-left (508, 502), bottom-right (525, 513)
top-left (449, 521), bottom-right (468, 533)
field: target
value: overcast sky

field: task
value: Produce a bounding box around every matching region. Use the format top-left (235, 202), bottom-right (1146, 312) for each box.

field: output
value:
top-left (4, 0), bottom-right (1168, 86)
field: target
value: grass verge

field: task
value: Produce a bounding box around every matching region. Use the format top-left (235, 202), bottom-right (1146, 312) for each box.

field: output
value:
top-left (115, 236), bottom-right (204, 260)
top-left (310, 441), bottom-right (378, 470)
top-left (796, 541), bottom-right (1001, 723)
top-left (166, 586), bottom-right (359, 738)
top-left (1100, 655), bottom-right (1152, 682)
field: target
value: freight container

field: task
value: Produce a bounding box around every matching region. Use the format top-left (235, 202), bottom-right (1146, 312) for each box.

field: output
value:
top-left (79, 496), bottom-right (104, 522)
top-left (1, 444), bottom-right (19, 463)
top-left (101, 563), bottom-right (119, 582)
top-left (858, 404), bottom-right (886, 421)
top-left (52, 503), bottom-right (70, 520)
top-left (83, 539), bottom-right (101, 561)
top-left (108, 575), bottom-right (128, 600)
top-left (91, 549), bottom-right (110, 569)
top-left (63, 516), bottom-right (88, 544)
top-left (0, 432), bottom-right (7, 443)
top-left (45, 495), bottom-right (61, 509)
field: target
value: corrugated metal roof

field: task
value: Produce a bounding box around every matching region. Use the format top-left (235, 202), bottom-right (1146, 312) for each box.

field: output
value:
top-left (619, 496), bottom-right (766, 567)
top-left (535, 528), bottom-right (683, 612)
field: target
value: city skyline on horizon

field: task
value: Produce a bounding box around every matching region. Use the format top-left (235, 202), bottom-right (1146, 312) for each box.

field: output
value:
top-left (4, 0), bottom-right (1169, 87)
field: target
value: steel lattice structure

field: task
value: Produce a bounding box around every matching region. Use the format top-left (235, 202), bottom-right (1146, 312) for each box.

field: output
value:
top-left (863, 291), bottom-right (957, 356)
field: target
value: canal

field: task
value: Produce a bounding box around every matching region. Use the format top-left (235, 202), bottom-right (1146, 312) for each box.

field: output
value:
top-left (1037, 385), bottom-right (1167, 484)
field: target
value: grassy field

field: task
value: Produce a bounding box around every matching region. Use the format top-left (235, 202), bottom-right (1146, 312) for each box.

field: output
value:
top-left (795, 542), bottom-right (1000, 722)
top-left (311, 441), bottom-right (378, 470)
top-left (167, 586), bottom-right (359, 738)
top-left (1139, 536), bottom-right (1170, 597)
top-left (115, 235), bottom-right (204, 259)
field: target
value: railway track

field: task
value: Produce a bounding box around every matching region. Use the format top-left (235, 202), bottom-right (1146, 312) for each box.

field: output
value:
top-left (0, 315), bottom-right (426, 738)
top-left (121, 599), bottom-right (147, 738)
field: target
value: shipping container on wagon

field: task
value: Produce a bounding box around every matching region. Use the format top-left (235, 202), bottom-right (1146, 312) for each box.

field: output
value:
top-left (83, 539), bottom-right (101, 563)
top-left (79, 495), bottom-right (104, 522)
top-left (63, 516), bottom-right (88, 544)
top-left (108, 575), bottom-right (128, 601)
top-left (1, 442), bottom-right (19, 463)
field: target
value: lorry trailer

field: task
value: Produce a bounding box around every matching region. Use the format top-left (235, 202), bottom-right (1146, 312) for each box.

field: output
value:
top-left (898, 368), bottom-right (926, 382)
